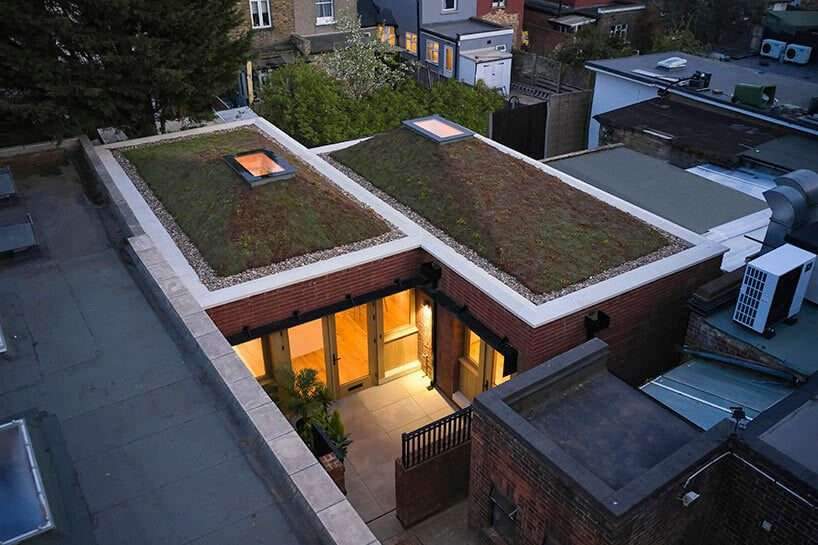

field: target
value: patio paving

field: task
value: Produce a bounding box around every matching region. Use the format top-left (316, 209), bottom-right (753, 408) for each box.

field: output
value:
top-left (333, 371), bottom-right (456, 526)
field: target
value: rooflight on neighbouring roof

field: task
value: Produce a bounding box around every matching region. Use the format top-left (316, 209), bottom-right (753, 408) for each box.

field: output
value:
top-left (223, 149), bottom-right (296, 188)
top-left (657, 56), bottom-right (688, 70)
top-left (0, 419), bottom-right (55, 545)
top-left (402, 115), bottom-right (474, 144)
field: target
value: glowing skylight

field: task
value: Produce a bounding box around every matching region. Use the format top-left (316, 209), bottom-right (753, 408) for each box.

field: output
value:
top-left (224, 149), bottom-right (296, 187)
top-left (402, 115), bottom-right (474, 144)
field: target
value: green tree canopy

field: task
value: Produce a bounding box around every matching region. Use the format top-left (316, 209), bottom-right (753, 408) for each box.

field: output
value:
top-left (0, 0), bottom-right (250, 139)
top-left (550, 26), bottom-right (635, 66)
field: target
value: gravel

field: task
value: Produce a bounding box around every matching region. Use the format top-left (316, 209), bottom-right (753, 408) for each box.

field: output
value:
top-left (113, 129), bottom-right (404, 292)
top-left (323, 153), bottom-right (689, 305)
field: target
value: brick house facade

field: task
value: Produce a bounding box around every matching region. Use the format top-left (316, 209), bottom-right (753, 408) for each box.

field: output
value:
top-left (476, 0), bottom-right (525, 48)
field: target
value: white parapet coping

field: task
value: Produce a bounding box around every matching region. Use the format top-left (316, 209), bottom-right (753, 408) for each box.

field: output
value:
top-left (98, 117), bottom-right (727, 329)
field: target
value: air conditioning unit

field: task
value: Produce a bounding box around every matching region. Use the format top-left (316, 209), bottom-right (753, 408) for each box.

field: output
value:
top-left (783, 44), bottom-right (812, 65)
top-left (733, 244), bottom-right (815, 337)
top-left (761, 39), bottom-right (787, 60)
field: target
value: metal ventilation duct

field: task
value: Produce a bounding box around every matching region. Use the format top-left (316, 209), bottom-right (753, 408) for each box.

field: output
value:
top-left (775, 169), bottom-right (818, 224)
top-left (762, 185), bottom-right (808, 252)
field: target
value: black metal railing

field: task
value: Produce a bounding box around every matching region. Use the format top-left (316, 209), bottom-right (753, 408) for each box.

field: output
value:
top-left (401, 406), bottom-right (472, 469)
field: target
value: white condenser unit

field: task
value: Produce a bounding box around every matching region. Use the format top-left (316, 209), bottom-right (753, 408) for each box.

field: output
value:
top-left (783, 44), bottom-right (812, 65)
top-left (761, 39), bottom-right (787, 60)
top-left (733, 244), bottom-right (815, 337)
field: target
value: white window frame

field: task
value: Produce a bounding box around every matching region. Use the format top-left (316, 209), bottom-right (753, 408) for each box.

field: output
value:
top-left (442, 0), bottom-right (457, 13)
top-left (426, 39), bottom-right (440, 64)
top-left (315, 0), bottom-right (335, 25)
top-left (249, 0), bottom-right (271, 29)
top-left (610, 23), bottom-right (628, 40)
top-left (405, 32), bottom-right (418, 55)
top-left (491, 0), bottom-right (506, 7)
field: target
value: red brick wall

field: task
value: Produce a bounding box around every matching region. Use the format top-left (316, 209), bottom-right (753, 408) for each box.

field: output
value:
top-left (713, 446), bottom-right (818, 545)
top-left (435, 305), bottom-right (466, 397)
top-left (207, 249), bottom-right (426, 336)
top-left (395, 441), bottom-right (471, 527)
top-left (434, 256), bottom-right (722, 396)
top-left (476, 0), bottom-right (525, 17)
top-left (469, 410), bottom-right (723, 545)
top-left (524, 8), bottom-right (571, 55)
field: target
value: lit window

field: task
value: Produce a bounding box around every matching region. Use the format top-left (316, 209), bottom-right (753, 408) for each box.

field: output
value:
top-left (405, 32), bottom-right (418, 54)
top-left (234, 338), bottom-right (266, 378)
top-left (610, 23), bottom-right (628, 40)
top-left (249, 0), bottom-right (271, 29)
top-left (426, 39), bottom-right (440, 63)
top-left (466, 329), bottom-right (481, 364)
top-left (443, 0), bottom-right (457, 11)
top-left (383, 290), bottom-right (414, 334)
top-left (493, 351), bottom-right (510, 386)
top-left (444, 46), bottom-right (454, 72)
top-left (378, 25), bottom-right (396, 46)
top-left (316, 0), bottom-right (335, 25)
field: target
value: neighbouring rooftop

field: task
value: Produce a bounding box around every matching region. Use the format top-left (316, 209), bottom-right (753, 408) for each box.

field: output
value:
top-left (586, 52), bottom-right (818, 130)
top-left (739, 134), bottom-right (818, 173)
top-left (548, 146), bottom-right (768, 235)
top-left (593, 96), bottom-right (788, 167)
top-left (420, 18), bottom-right (509, 40)
top-left (118, 127), bottom-right (392, 280)
top-left (331, 127), bottom-right (673, 296)
top-left (703, 301), bottom-right (818, 378)
top-left (641, 357), bottom-right (795, 430)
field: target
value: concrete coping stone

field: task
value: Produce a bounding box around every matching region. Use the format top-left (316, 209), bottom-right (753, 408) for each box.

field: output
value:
top-left (123, 234), bottom-right (378, 545)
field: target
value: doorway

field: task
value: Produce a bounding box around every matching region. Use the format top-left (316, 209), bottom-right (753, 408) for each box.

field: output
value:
top-left (330, 303), bottom-right (377, 398)
top-left (457, 327), bottom-right (511, 403)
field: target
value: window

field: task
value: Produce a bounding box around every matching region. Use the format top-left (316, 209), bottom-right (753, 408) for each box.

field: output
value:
top-left (426, 39), bottom-right (440, 63)
top-left (405, 32), bottom-right (418, 55)
top-left (383, 290), bottom-right (414, 335)
top-left (466, 329), bottom-right (482, 364)
top-left (444, 45), bottom-right (454, 73)
top-left (316, 0), bottom-right (334, 25)
top-left (249, 0), bottom-right (271, 29)
top-left (442, 0), bottom-right (457, 12)
top-left (377, 25), bottom-right (396, 46)
top-left (493, 351), bottom-right (510, 387)
top-left (234, 338), bottom-right (266, 378)
top-left (491, 0), bottom-right (506, 7)
top-left (610, 23), bottom-right (628, 40)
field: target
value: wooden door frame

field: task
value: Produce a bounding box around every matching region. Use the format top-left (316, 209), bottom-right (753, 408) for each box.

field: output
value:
top-left (327, 302), bottom-right (378, 398)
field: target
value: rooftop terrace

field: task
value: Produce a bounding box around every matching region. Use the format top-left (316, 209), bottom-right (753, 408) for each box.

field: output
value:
top-left (0, 152), bottom-right (317, 545)
top-left (117, 127), bottom-right (392, 285)
top-left (331, 127), bottom-right (672, 296)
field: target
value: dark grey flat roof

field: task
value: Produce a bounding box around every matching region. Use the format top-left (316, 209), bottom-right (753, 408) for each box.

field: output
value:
top-left (521, 371), bottom-right (699, 489)
top-left (704, 301), bottom-right (818, 377)
top-left (586, 52), bottom-right (818, 127)
top-left (548, 147), bottom-right (767, 234)
top-left (761, 399), bottom-right (818, 476)
top-left (421, 18), bottom-right (508, 40)
top-left (0, 159), bottom-right (317, 545)
top-left (740, 134), bottom-right (818, 173)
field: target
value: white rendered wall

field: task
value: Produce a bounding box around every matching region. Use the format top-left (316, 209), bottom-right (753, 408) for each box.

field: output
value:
top-left (588, 72), bottom-right (658, 148)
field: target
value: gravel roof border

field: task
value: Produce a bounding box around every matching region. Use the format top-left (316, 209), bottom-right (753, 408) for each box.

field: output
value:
top-left (323, 154), bottom-right (689, 305)
top-left (113, 126), bottom-right (404, 292)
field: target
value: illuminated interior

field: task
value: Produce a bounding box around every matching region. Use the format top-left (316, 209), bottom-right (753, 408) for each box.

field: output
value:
top-left (235, 151), bottom-right (285, 177)
top-left (492, 351), bottom-right (510, 387)
top-left (288, 319), bottom-right (327, 385)
top-left (335, 304), bottom-right (370, 385)
top-left (234, 338), bottom-right (265, 378)
top-left (414, 119), bottom-right (465, 138)
top-left (383, 290), bottom-right (419, 375)
top-left (467, 329), bottom-right (482, 363)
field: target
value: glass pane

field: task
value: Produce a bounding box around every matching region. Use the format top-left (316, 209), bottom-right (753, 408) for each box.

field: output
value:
top-left (234, 338), bottom-right (265, 378)
top-left (288, 319), bottom-right (327, 385)
top-left (383, 290), bottom-right (413, 334)
top-left (467, 329), bottom-right (481, 363)
top-left (384, 332), bottom-right (418, 374)
top-left (335, 305), bottom-right (369, 385)
top-left (492, 351), bottom-right (510, 387)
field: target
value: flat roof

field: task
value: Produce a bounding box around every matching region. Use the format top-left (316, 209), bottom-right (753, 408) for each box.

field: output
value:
top-left (521, 370), bottom-right (699, 489)
top-left (548, 147), bottom-right (768, 234)
top-left (0, 153), bottom-right (317, 544)
top-left (586, 52), bottom-right (818, 130)
top-left (760, 399), bottom-right (818, 476)
top-left (593, 96), bottom-right (787, 166)
top-left (116, 126), bottom-right (392, 287)
top-left (421, 18), bottom-right (510, 41)
top-left (739, 134), bottom-right (818, 173)
top-left (331, 127), bottom-right (674, 297)
top-left (703, 301), bottom-right (818, 378)
top-left (641, 357), bottom-right (794, 430)
top-left (98, 118), bottom-right (725, 327)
